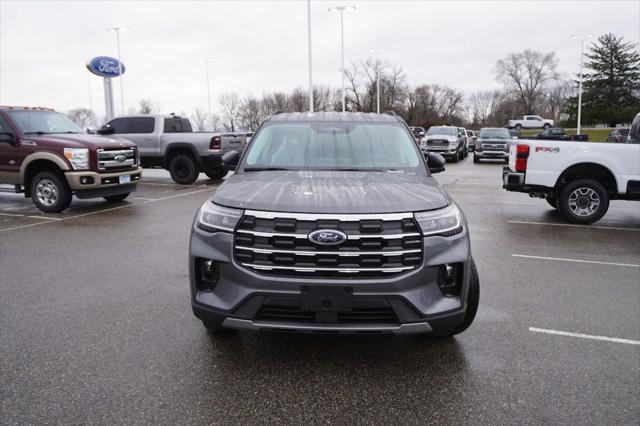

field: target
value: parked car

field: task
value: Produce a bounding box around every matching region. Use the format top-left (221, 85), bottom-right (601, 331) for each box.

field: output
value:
top-left (98, 114), bottom-right (247, 184)
top-left (421, 125), bottom-right (467, 162)
top-left (190, 111), bottom-right (478, 336)
top-left (473, 128), bottom-right (511, 164)
top-left (607, 128), bottom-right (630, 143)
top-left (458, 127), bottom-right (469, 156)
top-left (536, 128), bottom-right (569, 141)
top-left (503, 138), bottom-right (640, 224)
top-left (466, 130), bottom-right (477, 151)
top-left (410, 126), bottom-right (426, 139)
top-left (0, 106), bottom-right (141, 212)
top-left (507, 115), bottom-right (554, 130)
top-left (629, 113), bottom-right (640, 143)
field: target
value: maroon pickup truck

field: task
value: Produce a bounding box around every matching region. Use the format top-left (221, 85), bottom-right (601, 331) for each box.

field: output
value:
top-left (0, 106), bottom-right (142, 212)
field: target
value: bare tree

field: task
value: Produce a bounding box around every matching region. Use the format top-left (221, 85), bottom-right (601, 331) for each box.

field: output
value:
top-left (219, 93), bottom-right (241, 132)
top-left (495, 50), bottom-right (559, 115)
top-left (288, 88), bottom-right (308, 112)
top-left (138, 99), bottom-right (156, 114)
top-left (543, 81), bottom-right (572, 124)
top-left (239, 95), bottom-right (264, 130)
top-left (469, 90), bottom-right (507, 126)
top-left (191, 107), bottom-right (208, 131)
top-left (66, 108), bottom-right (96, 128)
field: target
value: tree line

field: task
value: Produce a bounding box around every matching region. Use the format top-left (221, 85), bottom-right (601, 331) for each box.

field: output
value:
top-left (67, 33), bottom-right (639, 132)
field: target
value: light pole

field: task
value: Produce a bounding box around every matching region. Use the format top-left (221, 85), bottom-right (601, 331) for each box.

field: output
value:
top-left (328, 6), bottom-right (356, 112)
top-left (198, 58), bottom-right (214, 127)
top-left (369, 48), bottom-right (386, 114)
top-left (306, 0), bottom-right (314, 112)
top-left (571, 34), bottom-right (594, 135)
top-left (106, 26), bottom-right (129, 115)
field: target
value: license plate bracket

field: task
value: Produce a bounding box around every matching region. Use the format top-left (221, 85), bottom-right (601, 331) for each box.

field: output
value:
top-left (119, 175), bottom-right (131, 185)
top-left (300, 286), bottom-right (353, 312)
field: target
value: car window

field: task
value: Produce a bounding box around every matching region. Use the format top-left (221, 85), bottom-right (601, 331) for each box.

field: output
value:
top-left (0, 114), bottom-right (12, 132)
top-left (108, 118), bottom-right (129, 133)
top-left (164, 118), bottom-right (191, 133)
top-left (526, 117), bottom-right (535, 120)
top-left (129, 117), bottom-right (155, 134)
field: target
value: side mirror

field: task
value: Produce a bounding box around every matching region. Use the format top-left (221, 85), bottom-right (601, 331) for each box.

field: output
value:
top-left (97, 125), bottom-right (114, 135)
top-left (425, 152), bottom-right (445, 174)
top-left (86, 126), bottom-right (97, 134)
top-left (0, 131), bottom-right (18, 145)
top-left (222, 150), bottom-right (240, 170)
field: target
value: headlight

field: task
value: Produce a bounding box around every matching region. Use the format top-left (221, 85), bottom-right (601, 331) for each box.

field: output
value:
top-left (414, 204), bottom-right (463, 237)
top-left (197, 201), bottom-right (244, 232)
top-left (63, 148), bottom-right (89, 170)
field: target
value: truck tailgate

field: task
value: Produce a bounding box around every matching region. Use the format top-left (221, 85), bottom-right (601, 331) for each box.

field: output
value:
top-left (221, 134), bottom-right (246, 152)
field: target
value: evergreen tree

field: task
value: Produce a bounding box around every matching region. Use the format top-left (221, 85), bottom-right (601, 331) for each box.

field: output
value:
top-left (567, 34), bottom-right (640, 127)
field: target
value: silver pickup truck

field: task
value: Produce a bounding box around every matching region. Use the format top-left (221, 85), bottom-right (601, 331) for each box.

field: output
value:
top-left (97, 114), bottom-right (247, 184)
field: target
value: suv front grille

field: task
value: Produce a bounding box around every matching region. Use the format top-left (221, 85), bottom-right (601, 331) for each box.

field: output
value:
top-left (233, 211), bottom-right (423, 278)
top-left (256, 304), bottom-right (399, 324)
top-left (97, 148), bottom-right (137, 170)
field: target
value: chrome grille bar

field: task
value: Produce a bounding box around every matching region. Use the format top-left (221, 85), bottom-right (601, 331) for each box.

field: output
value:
top-left (236, 246), bottom-right (421, 257)
top-left (236, 229), bottom-right (420, 240)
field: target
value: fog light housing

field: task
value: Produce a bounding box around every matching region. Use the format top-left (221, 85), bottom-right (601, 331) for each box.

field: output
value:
top-left (197, 258), bottom-right (219, 291)
top-left (79, 176), bottom-right (94, 185)
top-left (437, 263), bottom-right (462, 297)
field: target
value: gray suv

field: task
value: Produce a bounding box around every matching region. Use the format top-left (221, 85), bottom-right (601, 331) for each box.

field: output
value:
top-left (189, 112), bottom-right (479, 336)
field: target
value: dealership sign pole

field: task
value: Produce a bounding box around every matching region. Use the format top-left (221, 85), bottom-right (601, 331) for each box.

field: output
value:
top-left (86, 56), bottom-right (126, 121)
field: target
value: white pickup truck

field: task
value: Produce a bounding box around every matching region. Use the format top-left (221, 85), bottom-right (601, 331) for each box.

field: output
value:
top-left (502, 133), bottom-right (640, 224)
top-left (507, 115), bottom-right (554, 130)
top-left (98, 115), bottom-right (247, 184)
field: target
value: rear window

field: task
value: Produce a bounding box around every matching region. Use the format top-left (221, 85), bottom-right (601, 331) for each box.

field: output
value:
top-left (129, 117), bottom-right (155, 134)
top-left (164, 118), bottom-right (193, 133)
top-left (242, 122), bottom-right (424, 173)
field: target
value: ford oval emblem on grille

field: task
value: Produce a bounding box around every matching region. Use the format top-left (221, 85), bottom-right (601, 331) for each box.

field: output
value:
top-left (114, 154), bottom-right (127, 162)
top-left (308, 229), bottom-right (347, 246)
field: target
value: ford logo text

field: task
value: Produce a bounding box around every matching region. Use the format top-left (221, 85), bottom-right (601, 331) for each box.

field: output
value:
top-left (86, 56), bottom-right (126, 78)
top-left (308, 229), bottom-right (347, 246)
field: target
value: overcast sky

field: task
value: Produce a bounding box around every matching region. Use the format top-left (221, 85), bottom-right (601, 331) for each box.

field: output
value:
top-left (1, 0), bottom-right (638, 120)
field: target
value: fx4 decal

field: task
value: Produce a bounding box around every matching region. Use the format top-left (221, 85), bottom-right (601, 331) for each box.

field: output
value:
top-left (535, 146), bottom-right (560, 153)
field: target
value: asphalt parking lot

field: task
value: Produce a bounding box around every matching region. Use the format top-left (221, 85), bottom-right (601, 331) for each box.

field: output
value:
top-left (1, 160), bottom-right (639, 425)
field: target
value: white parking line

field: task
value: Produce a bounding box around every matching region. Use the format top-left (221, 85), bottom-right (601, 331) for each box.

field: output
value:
top-left (0, 187), bottom-right (212, 233)
top-left (509, 220), bottom-right (640, 232)
top-left (529, 327), bottom-right (640, 346)
top-left (512, 254), bottom-right (639, 268)
top-left (0, 212), bottom-right (62, 221)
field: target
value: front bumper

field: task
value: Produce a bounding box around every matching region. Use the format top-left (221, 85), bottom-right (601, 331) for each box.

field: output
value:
top-left (65, 167), bottom-right (142, 191)
top-left (474, 150), bottom-right (508, 159)
top-left (189, 224), bottom-right (472, 335)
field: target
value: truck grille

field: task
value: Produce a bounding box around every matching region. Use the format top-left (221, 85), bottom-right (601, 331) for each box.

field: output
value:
top-left (426, 139), bottom-right (449, 146)
top-left (256, 305), bottom-right (399, 324)
top-left (97, 148), bottom-right (137, 170)
top-left (233, 211), bottom-right (423, 278)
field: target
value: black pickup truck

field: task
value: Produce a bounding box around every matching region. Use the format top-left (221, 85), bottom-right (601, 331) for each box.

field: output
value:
top-left (535, 128), bottom-right (589, 141)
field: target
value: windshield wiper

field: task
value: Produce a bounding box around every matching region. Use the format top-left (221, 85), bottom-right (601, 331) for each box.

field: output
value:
top-left (243, 167), bottom-right (293, 172)
top-left (24, 131), bottom-right (54, 135)
top-left (50, 131), bottom-right (82, 134)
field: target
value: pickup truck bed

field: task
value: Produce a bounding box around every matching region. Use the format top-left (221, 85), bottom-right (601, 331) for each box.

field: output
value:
top-left (503, 138), bottom-right (640, 224)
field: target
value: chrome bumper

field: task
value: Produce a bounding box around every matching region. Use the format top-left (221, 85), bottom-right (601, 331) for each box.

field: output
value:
top-left (222, 317), bottom-right (433, 334)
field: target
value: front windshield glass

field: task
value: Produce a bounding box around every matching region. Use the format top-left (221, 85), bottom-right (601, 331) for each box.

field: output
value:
top-left (8, 110), bottom-right (84, 134)
top-left (426, 126), bottom-right (457, 136)
top-left (479, 128), bottom-right (510, 139)
top-left (241, 122), bottom-right (424, 173)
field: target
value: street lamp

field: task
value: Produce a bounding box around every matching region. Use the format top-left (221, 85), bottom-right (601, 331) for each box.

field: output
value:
top-left (571, 34), bottom-right (594, 135)
top-left (328, 6), bottom-right (356, 112)
top-left (106, 26), bottom-right (129, 115)
top-left (198, 58), bottom-right (214, 127)
top-left (306, 0), bottom-right (314, 112)
top-left (369, 48), bottom-right (386, 114)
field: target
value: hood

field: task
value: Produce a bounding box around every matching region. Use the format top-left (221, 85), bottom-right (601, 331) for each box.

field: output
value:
top-left (28, 134), bottom-right (135, 149)
top-left (212, 171), bottom-right (449, 214)
top-left (427, 134), bottom-right (457, 142)
top-left (477, 137), bottom-right (509, 143)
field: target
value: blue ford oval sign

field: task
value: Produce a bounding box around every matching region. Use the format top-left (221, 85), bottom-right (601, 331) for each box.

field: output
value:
top-left (308, 229), bottom-right (347, 246)
top-left (86, 56), bottom-right (126, 78)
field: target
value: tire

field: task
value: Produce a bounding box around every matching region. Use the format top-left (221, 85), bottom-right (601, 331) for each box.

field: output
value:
top-left (458, 149), bottom-right (465, 160)
top-left (439, 258), bottom-right (480, 337)
top-left (30, 170), bottom-right (72, 213)
top-left (204, 168), bottom-right (228, 180)
top-left (104, 193), bottom-right (130, 202)
top-left (543, 123), bottom-right (551, 130)
top-left (463, 148), bottom-right (468, 158)
top-left (473, 155), bottom-right (479, 164)
top-left (515, 124), bottom-right (522, 130)
top-left (168, 154), bottom-right (199, 185)
top-left (450, 154), bottom-right (459, 163)
top-left (558, 178), bottom-right (610, 224)
top-left (546, 195), bottom-right (558, 209)
top-left (504, 158), bottom-right (509, 164)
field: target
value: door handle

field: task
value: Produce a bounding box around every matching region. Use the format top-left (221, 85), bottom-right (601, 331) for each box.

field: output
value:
top-left (144, 138), bottom-right (153, 141)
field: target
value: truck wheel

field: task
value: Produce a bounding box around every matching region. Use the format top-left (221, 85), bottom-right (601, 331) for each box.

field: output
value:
top-left (439, 258), bottom-right (479, 337)
top-left (543, 123), bottom-right (551, 130)
top-left (104, 193), bottom-right (130, 202)
top-left (458, 149), bottom-right (465, 160)
top-left (515, 124), bottom-right (522, 130)
top-left (473, 155), bottom-right (479, 164)
top-left (30, 171), bottom-right (72, 213)
top-left (558, 179), bottom-right (610, 224)
top-left (204, 168), bottom-right (228, 180)
top-left (546, 195), bottom-right (558, 209)
top-left (169, 154), bottom-right (199, 184)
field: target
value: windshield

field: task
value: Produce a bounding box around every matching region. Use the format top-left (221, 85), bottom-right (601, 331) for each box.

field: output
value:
top-left (240, 122), bottom-right (425, 173)
top-left (426, 126), bottom-right (457, 136)
top-left (479, 128), bottom-right (510, 139)
top-left (8, 110), bottom-right (84, 134)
